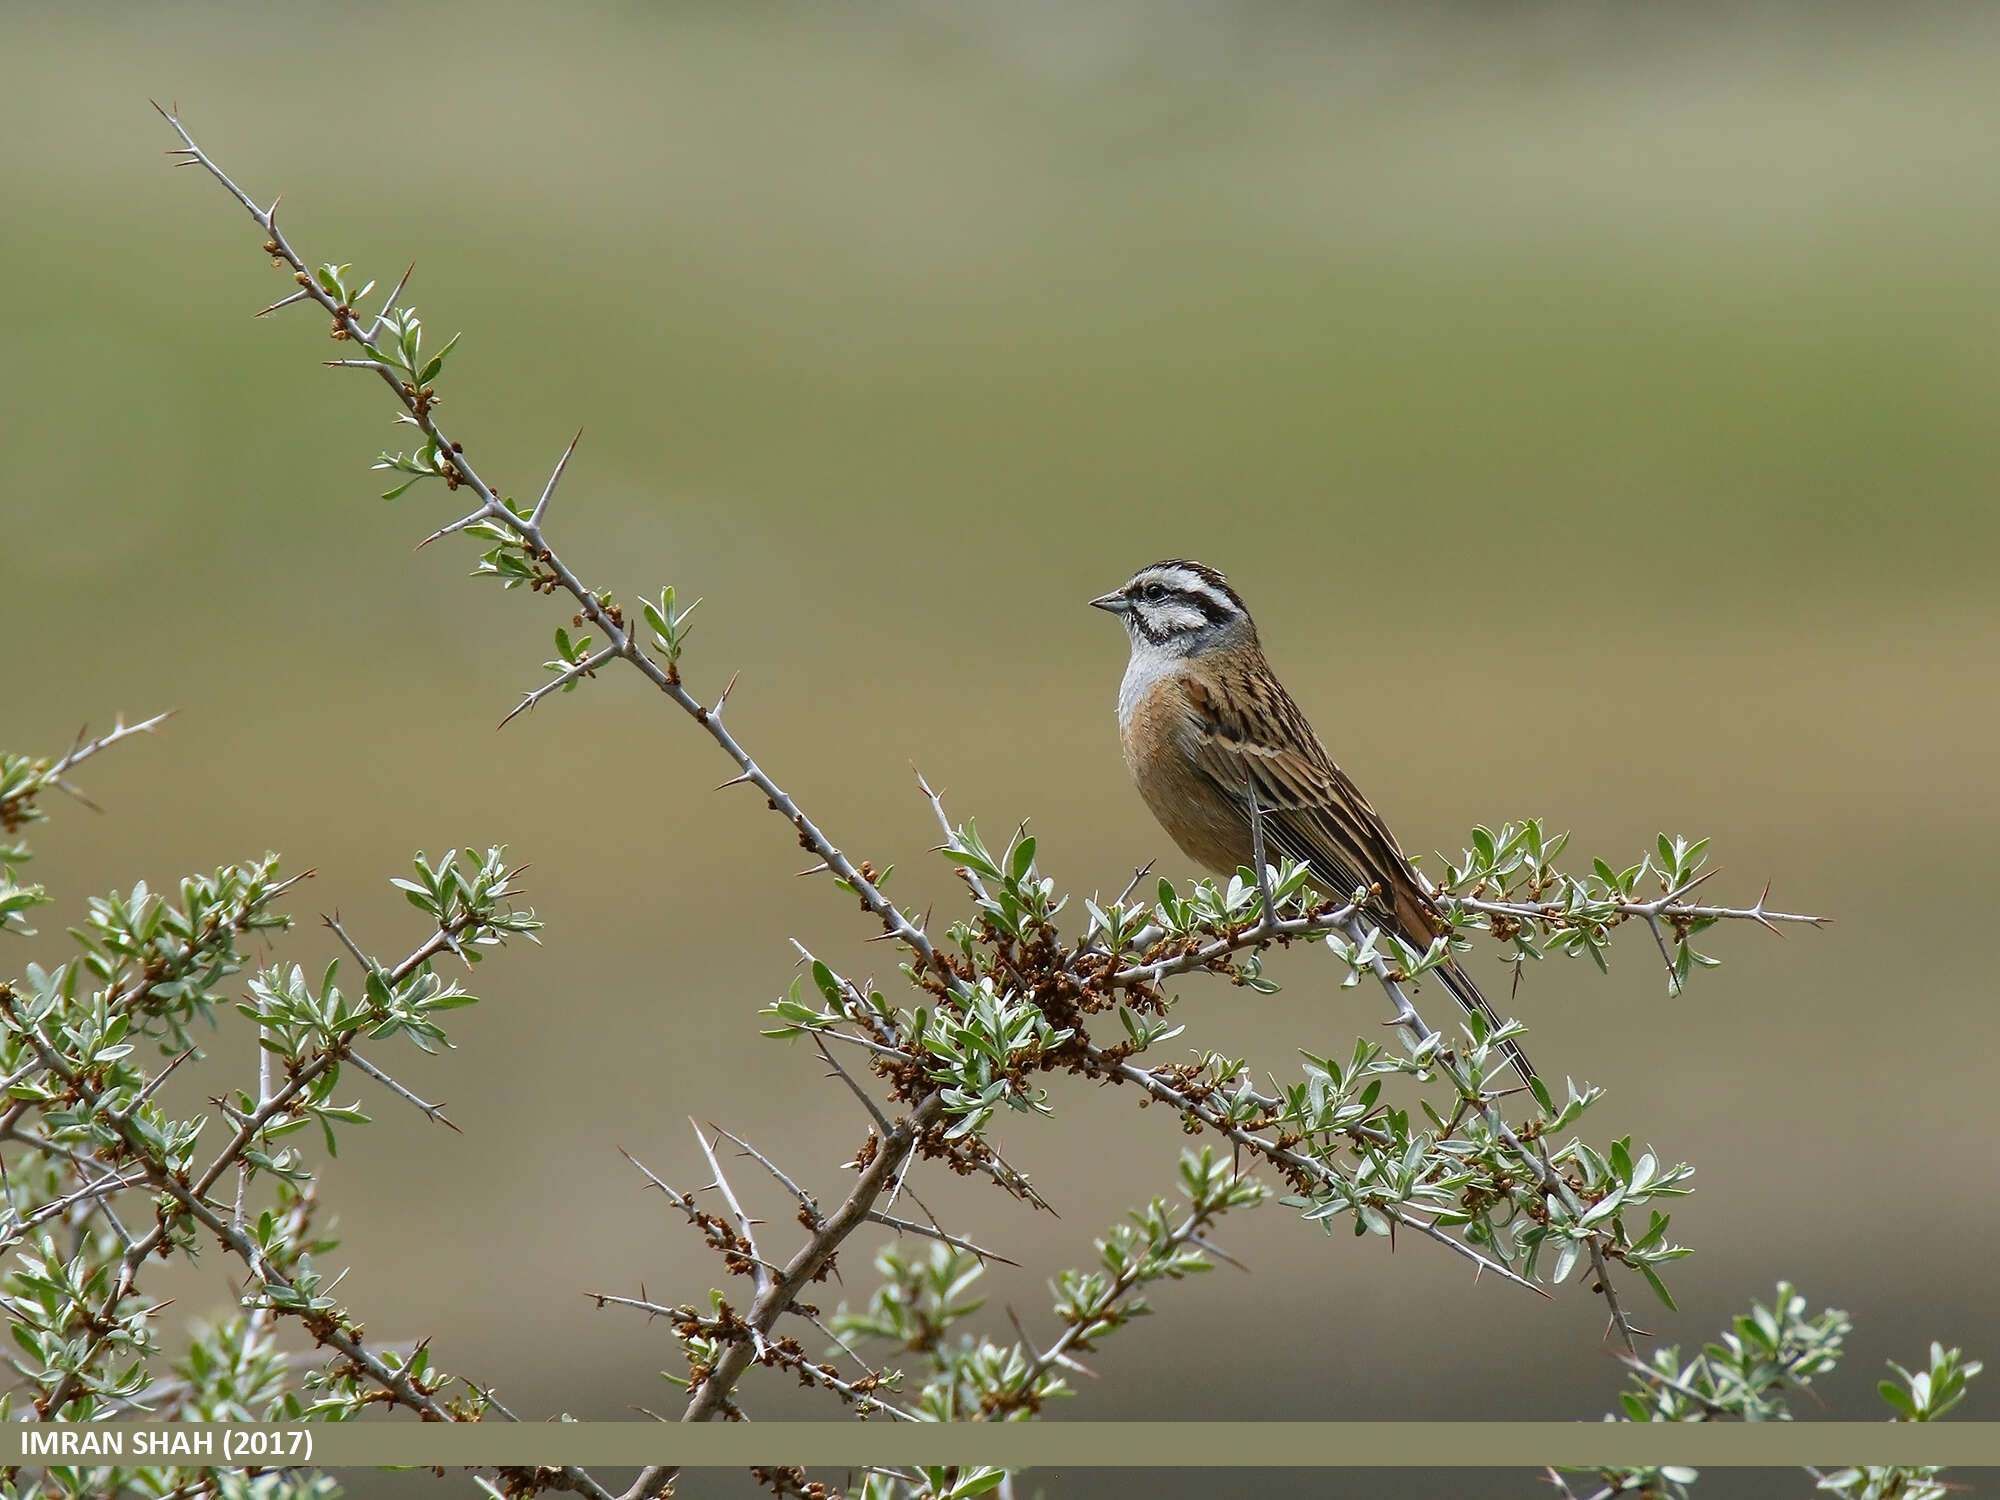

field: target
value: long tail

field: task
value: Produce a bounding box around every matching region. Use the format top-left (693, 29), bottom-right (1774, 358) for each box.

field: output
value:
top-left (1435, 957), bottom-right (1539, 1092)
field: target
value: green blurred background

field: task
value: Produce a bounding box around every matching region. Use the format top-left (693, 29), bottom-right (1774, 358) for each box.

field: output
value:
top-left (5, 2), bottom-right (1998, 1494)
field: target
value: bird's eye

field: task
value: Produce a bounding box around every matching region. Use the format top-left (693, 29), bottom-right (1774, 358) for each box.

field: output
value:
top-left (1139, 582), bottom-right (1167, 603)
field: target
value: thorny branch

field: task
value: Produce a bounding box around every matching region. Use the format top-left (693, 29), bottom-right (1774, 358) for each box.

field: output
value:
top-left (159, 105), bottom-right (1081, 1449)
top-left (0, 712), bottom-right (177, 831)
top-left (154, 106), bottom-right (950, 988)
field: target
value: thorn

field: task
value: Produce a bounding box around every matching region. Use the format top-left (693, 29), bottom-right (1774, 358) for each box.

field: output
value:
top-left (1751, 878), bottom-right (1785, 938)
top-left (1187, 1233), bottom-right (1250, 1273)
top-left (254, 289), bottom-right (311, 318)
top-left (714, 770), bottom-right (757, 792)
top-left (496, 694), bottom-right (537, 731)
top-left (1113, 858), bottom-right (1158, 907)
top-left (415, 506), bottom-right (489, 550)
top-left (1668, 866), bottom-right (1721, 901)
top-left (371, 262), bottom-right (416, 334)
top-left (714, 670), bottom-right (742, 715)
top-left (795, 862), bottom-right (831, 878)
top-left (528, 427), bottom-right (583, 529)
top-left (50, 780), bottom-right (103, 815)
top-left (1004, 1305), bottom-right (1044, 1362)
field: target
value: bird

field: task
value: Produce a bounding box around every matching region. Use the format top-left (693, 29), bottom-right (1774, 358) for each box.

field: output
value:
top-left (1089, 558), bottom-right (1536, 1088)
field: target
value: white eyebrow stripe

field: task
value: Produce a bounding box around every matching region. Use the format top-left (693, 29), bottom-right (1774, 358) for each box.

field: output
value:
top-left (1146, 566), bottom-right (1211, 594)
top-left (1134, 565), bottom-right (1235, 605)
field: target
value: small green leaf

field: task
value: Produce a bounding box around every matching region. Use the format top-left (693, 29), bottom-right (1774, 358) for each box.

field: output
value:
top-left (1638, 1263), bottom-right (1679, 1312)
top-left (1878, 1380), bottom-right (1919, 1419)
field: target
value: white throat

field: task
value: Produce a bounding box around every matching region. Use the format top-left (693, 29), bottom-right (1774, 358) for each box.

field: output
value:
top-left (1115, 637), bottom-right (1182, 731)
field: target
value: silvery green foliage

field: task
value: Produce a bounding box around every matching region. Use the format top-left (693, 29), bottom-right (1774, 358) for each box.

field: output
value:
top-left (824, 1149), bottom-right (1266, 1422)
top-left (768, 818), bottom-right (1703, 1313)
top-left (0, 733), bottom-right (536, 1497)
top-left (1571, 1285), bottom-right (1982, 1500)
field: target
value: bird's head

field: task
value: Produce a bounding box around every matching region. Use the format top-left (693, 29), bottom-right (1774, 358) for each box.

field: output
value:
top-left (1089, 560), bottom-right (1255, 658)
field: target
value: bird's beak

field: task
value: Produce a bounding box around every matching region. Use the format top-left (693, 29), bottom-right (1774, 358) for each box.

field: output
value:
top-left (1088, 590), bottom-right (1130, 614)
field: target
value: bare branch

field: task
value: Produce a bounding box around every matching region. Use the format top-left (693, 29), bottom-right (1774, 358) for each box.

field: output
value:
top-left (812, 1032), bottom-right (894, 1138)
top-left (347, 1048), bottom-right (460, 1132)
top-left (863, 1210), bottom-right (1019, 1267)
top-left (691, 1117), bottom-right (773, 1298)
top-left (709, 1123), bottom-right (818, 1218)
top-left (0, 711), bottom-right (178, 828)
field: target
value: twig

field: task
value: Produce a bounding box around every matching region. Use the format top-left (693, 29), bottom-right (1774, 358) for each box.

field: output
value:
top-left (111, 1045), bottom-right (197, 1123)
top-left (35, 711), bottom-right (178, 796)
top-left (692, 1117), bottom-right (773, 1298)
top-left (347, 1049), bottom-right (460, 1131)
top-left (0, 1165), bottom-right (152, 1255)
top-left (499, 644), bottom-right (621, 730)
top-left (710, 1123), bottom-right (818, 1218)
top-left (185, 919), bottom-right (471, 1208)
top-left (1446, 891), bottom-right (1823, 929)
top-left (1107, 900), bottom-right (1365, 989)
top-left (812, 1033), bottom-right (895, 1138)
top-left (1005, 1196), bottom-right (1221, 1407)
top-left (862, 1210), bottom-right (1020, 1267)
top-left (415, 505), bottom-right (492, 550)
top-left (1611, 1348), bottom-right (1734, 1419)
top-left (619, 1147), bottom-right (703, 1224)
top-left (1085, 1043), bottom-right (1546, 1299)
top-left (1112, 859), bottom-right (1157, 909)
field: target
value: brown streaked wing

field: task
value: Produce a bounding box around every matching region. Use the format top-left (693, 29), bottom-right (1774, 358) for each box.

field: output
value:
top-left (1182, 664), bottom-right (1442, 947)
top-left (1183, 659), bottom-right (1541, 1087)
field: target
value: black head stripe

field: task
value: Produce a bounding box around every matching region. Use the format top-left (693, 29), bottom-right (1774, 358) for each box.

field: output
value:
top-left (1128, 560), bottom-right (1248, 625)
